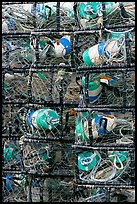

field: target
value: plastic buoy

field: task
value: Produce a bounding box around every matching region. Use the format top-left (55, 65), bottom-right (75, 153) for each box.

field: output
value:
top-left (2, 21), bottom-right (9, 31)
top-left (78, 151), bottom-right (99, 171)
top-left (78, 2), bottom-right (118, 20)
top-left (108, 151), bottom-right (129, 169)
top-left (5, 73), bottom-right (15, 80)
top-left (75, 112), bottom-right (117, 142)
top-left (27, 109), bottom-right (59, 130)
top-left (54, 35), bottom-right (71, 58)
top-left (82, 75), bottom-right (102, 103)
top-left (92, 113), bottom-right (117, 138)
top-left (108, 151), bottom-right (129, 163)
top-left (3, 144), bottom-right (16, 162)
top-left (83, 40), bottom-right (119, 66)
top-left (108, 31), bottom-right (132, 41)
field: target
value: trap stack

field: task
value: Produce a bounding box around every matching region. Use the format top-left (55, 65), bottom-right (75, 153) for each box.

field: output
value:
top-left (2, 2), bottom-right (135, 202)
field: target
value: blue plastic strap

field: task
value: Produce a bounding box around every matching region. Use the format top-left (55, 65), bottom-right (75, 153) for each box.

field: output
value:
top-left (98, 41), bottom-right (110, 59)
top-left (60, 37), bottom-right (71, 55)
top-left (27, 111), bottom-right (35, 125)
top-left (5, 175), bottom-right (14, 191)
top-left (88, 94), bottom-right (100, 102)
top-left (95, 116), bottom-right (109, 135)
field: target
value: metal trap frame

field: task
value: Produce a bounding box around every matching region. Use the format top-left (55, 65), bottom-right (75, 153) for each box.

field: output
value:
top-left (2, 1), bottom-right (135, 203)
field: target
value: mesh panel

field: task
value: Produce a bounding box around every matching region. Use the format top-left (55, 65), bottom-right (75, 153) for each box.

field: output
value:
top-left (2, 2), bottom-right (135, 202)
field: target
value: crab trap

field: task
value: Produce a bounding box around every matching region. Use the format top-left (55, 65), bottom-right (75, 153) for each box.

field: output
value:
top-left (2, 2), bottom-right (78, 31)
top-left (2, 172), bottom-right (28, 202)
top-left (2, 141), bottom-right (75, 202)
top-left (3, 68), bottom-right (135, 106)
top-left (2, 138), bottom-right (24, 171)
top-left (74, 2), bottom-right (135, 30)
top-left (2, 104), bottom-right (78, 141)
top-left (74, 186), bottom-right (135, 202)
top-left (2, 31), bottom-right (74, 68)
top-left (2, 104), bottom-right (62, 139)
top-left (25, 177), bottom-right (75, 202)
top-left (2, 69), bottom-right (62, 103)
top-left (2, 128), bottom-right (75, 173)
top-left (19, 139), bottom-right (75, 174)
top-left (2, 2), bottom-right (59, 31)
top-left (2, 1), bottom-right (135, 203)
top-left (2, 139), bottom-right (75, 179)
top-left (73, 147), bottom-right (135, 187)
top-left (2, 68), bottom-right (81, 104)
top-left (2, 2), bottom-right (135, 32)
top-left (75, 69), bottom-right (135, 107)
top-left (74, 108), bottom-right (135, 146)
top-left (73, 28), bottom-right (135, 68)
top-left (2, 171), bottom-right (75, 202)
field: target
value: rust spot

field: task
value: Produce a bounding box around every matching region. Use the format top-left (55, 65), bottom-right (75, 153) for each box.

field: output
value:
top-left (69, 109), bottom-right (76, 115)
top-left (103, 114), bottom-right (115, 119)
top-left (56, 39), bottom-right (60, 45)
top-left (131, 73), bottom-right (135, 81)
top-left (100, 75), bottom-right (111, 81)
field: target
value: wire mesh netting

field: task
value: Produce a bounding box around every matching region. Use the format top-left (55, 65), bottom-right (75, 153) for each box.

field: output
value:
top-left (74, 148), bottom-right (135, 186)
top-left (75, 2), bottom-right (135, 29)
top-left (2, 1), bottom-right (135, 203)
top-left (2, 2), bottom-right (78, 31)
top-left (2, 172), bottom-right (28, 202)
top-left (2, 137), bottom-right (75, 173)
top-left (2, 104), bottom-right (77, 140)
top-left (2, 33), bottom-right (73, 67)
top-left (75, 70), bottom-right (135, 107)
top-left (75, 186), bottom-right (135, 202)
top-left (2, 2), bottom-right (135, 31)
top-left (74, 29), bottom-right (135, 68)
top-left (74, 109), bottom-right (135, 146)
top-left (2, 139), bottom-right (24, 170)
top-left (2, 70), bottom-right (78, 103)
top-left (2, 69), bottom-right (135, 106)
top-left (2, 173), bottom-right (75, 202)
